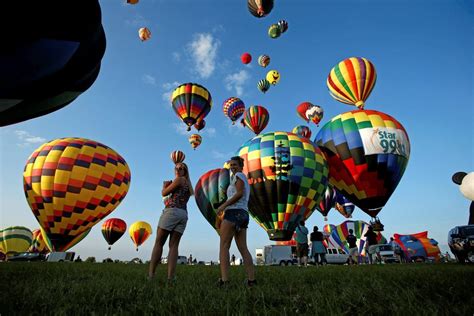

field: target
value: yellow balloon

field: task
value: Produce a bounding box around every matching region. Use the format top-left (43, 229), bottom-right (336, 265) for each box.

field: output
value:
top-left (129, 221), bottom-right (152, 251)
top-left (266, 70), bottom-right (280, 85)
top-left (0, 226), bottom-right (33, 256)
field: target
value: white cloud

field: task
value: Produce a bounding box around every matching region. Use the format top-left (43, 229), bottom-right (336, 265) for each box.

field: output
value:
top-left (202, 127), bottom-right (216, 138)
top-left (211, 150), bottom-right (235, 160)
top-left (162, 81), bottom-right (180, 103)
top-left (15, 130), bottom-right (46, 147)
top-left (224, 70), bottom-right (250, 97)
top-left (172, 52), bottom-right (181, 63)
top-left (142, 74), bottom-right (156, 86)
top-left (187, 33), bottom-right (220, 79)
top-left (226, 120), bottom-right (246, 136)
top-left (172, 123), bottom-right (190, 136)
top-left (125, 14), bottom-right (149, 27)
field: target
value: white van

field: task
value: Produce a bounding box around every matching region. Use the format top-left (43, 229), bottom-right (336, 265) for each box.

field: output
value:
top-left (309, 245), bottom-right (349, 264)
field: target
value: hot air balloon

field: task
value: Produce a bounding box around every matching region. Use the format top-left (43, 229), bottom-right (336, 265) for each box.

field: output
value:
top-left (247, 0), bottom-right (273, 18)
top-left (276, 232), bottom-right (297, 246)
top-left (194, 119), bottom-right (206, 131)
top-left (292, 125), bottom-right (312, 139)
top-left (306, 104), bottom-right (324, 126)
top-left (266, 70), bottom-right (280, 85)
top-left (0, 226), bottom-right (32, 256)
top-left (29, 229), bottom-right (49, 254)
top-left (335, 192), bottom-right (355, 218)
top-left (241, 53), bottom-right (252, 64)
top-left (171, 150), bottom-right (186, 164)
top-left (223, 97), bottom-right (245, 124)
top-left (257, 79), bottom-right (270, 94)
top-left (277, 20), bottom-right (288, 33)
top-left (127, 0), bottom-right (139, 4)
top-left (315, 110), bottom-right (410, 229)
top-left (129, 221), bottom-right (152, 251)
top-left (189, 134), bottom-right (202, 150)
top-left (195, 168), bottom-right (231, 233)
top-left (101, 218), bottom-right (127, 250)
top-left (296, 102), bottom-right (313, 122)
top-left (324, 220), bottom-right (386, 256)
top-left (0, 1), bottom-right (106, 127)
top-left (171, 83), bottom-right (213, 131)
top-left (242, 105), bottom-right (269, 135)
top-left (258, 55), bottom-right (270, 68)
top-left (138, 27), bottom-right (151, 41)
top-left (238, 131), bottom-right (329, 240)
top-left (268, 24), bottom-right (281, 39)
top-left (316, 186), bottom-right (337, 221)
top-left (327, 57), bottom-right (377, 109)
top-left (23, 137), bottom-right (131, 252)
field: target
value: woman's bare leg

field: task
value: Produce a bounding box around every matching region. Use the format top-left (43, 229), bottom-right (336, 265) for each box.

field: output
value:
top-left (219, 220), bottom-right (235, 281)
top-left (235, 228), bottom-right (255, 281)
top-left (167, 230), bottom-right (183, 280)
top-left (148, 228), bottom-right (170, 278)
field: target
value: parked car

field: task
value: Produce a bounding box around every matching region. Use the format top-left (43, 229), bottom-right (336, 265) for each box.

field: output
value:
top-left (8, 252), bottom-right (46, 262)
top-left (308, 246), bottom-right (349, 265)
top-left (448, 225), bottom-right (474, 263)
top-left (373, 244), bottom-right (399, 263)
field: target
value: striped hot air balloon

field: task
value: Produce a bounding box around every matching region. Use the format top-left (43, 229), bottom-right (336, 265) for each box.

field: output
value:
top-left (327, 57), bottom-right (377, 109)
top-left (0, 226), bottom-right (32, 257)
top-left (247, 0), bottom-right (273, 18)
top-left (189, 134), bottom-right (202, 150)
top-left (23, 137), bottom-right (131, 252)
top-left (258, 55), bottom-right (270, 68)
top-left (277, 20), bottom-right (288, 33)
top-left (238, 131), bottom-right (329, 241)
top-left (29, 229), bottom-right (49, 254)
top-left (335, 192), bottom-right (355, 218)
top-left (138, 27), bottom-right (151, 41)
top-left (223, 97), bottom-right (245, 124)
top-left (242, 105), bottom-right (269, 135)
top-left (316, 186), bottom-right (337, 221)
top-left (194, 168), bottom-right (231, 233)
top-left (315, 110), bottom-right (410, 222)
top-left (257, 79), bottom-right (270, 94)
top-left (101, 218), bottom-right (127, 250)
top-left (129, 221), bottom-right (152, 251)
top-left (170, 150), bottom-right (185, 164)
top-left (292, 125), bottom-right (312, 139)
top-left (171, 83), bottom-right (212, 131)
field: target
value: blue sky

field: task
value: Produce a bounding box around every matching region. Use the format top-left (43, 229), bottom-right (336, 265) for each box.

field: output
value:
top-left (1, 0), bottom-right (473, 261)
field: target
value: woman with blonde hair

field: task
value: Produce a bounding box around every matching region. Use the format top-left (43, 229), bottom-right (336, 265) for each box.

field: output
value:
top-left (148, 162), bottom-right (193, 282)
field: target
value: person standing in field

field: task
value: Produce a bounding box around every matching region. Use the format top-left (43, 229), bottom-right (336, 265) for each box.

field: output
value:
top-left (295, 221), bottom-right (309, 267)
top-left (231, 254), bottom-right (236, 265)
top-left (148, 162), bottom-right (193, 282)
top-left (216, 156), bottom-right (256, 287)
top-left (346, 229), bottom-right (359, 265)
top-left (364, 226), bottom-right (379, 264)
top-left (390, 237), bottom-right (403, 264)
top-left (310, 226), bottom-right (327, 266)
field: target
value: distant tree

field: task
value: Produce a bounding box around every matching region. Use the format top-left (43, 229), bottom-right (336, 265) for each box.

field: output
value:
top-left (114, 259), bottom-right (121, 263)
top-left (102, 258), bottom-right (113, 263)
top-left (85, 256), bottom-right (96, 263)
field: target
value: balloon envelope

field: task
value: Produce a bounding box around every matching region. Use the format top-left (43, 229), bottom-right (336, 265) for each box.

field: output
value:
top-left (242, 105), bottom-right (269, 135)
top-left (223, 97), bottom-right (245, 124)
top-left (171, 150), bottom-right (186, 164)
top-left (102, 218), bottom-right (127, 249)
top-left (292, 125), bottom-right (312, 139)
top-left (0, 226), bottom-right (32, 256)
top-left (29, 229), bottom-right (49, 254)
top-left (171, 83), bottom-right (212, 131)
top-left (460, 172), bottom-right (474, 201)
top-left (129, 221), bottom-right (152, 250)
top-left (247, 0), bottom-right (274, 18)
top-left (238, 131), bottom-right (329, 240)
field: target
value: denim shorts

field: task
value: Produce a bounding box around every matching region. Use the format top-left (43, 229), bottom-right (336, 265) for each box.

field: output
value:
top-left (223, 209), bottom-right (249, 232)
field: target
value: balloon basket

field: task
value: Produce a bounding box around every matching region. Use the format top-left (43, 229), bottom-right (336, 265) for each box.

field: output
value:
top-left (136, 248), bottom-right (139, 251)
top-left (108, 246), bottom-right (111, 250)
top-left (370, 218), bottom-right (384, 232)
top-left (267, 230), bottom-right (294, 241)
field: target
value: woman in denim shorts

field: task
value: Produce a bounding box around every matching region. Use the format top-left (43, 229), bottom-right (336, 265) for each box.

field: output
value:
top-left (216, 156), bottom-right (256, 286)
top-left (148, 162), bottom-right (193, 282)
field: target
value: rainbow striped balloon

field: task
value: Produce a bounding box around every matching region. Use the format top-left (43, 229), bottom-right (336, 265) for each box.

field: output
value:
top-left (171, 83), bottom-right (212, 131)
top-left (327, 57), bottom-right (377, 109)
top-left (315, 109), bottom-right (410, 218)
top-left (189, 134), bottom-right (202, 150)
top-left (222, 97), bottom-right (245, 124)
top-left (242, 105), bottom-right (269, 135)
top-left (29, 229), bottom-right (48, 254)
top-left (101, 218), bottom-right (127, 250)
top-left (170, 150), bottom-right (185, 164)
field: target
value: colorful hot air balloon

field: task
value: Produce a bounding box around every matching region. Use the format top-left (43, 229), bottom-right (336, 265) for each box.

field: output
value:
top-left (277, 20), bottom-right (288, 33)
top-left (29, 229), bottom-right (48, 254)
top-left (101, 218), bottom-right (127, 250)
top-left (0, 1), bottom-right (106, 127)
top-left (292, 125), bottom-right (312, 139)
top-left (129, 221), bottom-right (152, 251)
top-left (324, 220), bottom-right (386, 256)
top-left (296, 102), bottom-right (313, 122)
top-left (23, 137), bottom-right (131, 252)
top-left (327, 57), bottom-right (377, 109)
top-left (238, 131), bottom-right (329, 240)
top-left (170, 150), bottom-right (186, 164)
top-left (257, 79), bottom-right (271, 94)
top-left (194, 119), bottom-right (206, 131)
top-left (315, 110), bottom-right (410, 224)
top-left (0, 226), bottom-right (32, 256)
top-left (268, 24), bottom-right (281, 39)
top-left (306, 104), bottom-right (324, 126)
top-left (242, 105), bottom-right (269, 135)
top-left (266, 70), bottom-right (280, 85)
top-left (276, 232), bottom-right (297, 246)
top-left (171, 83), bottom-right (213, 131)
top-left (138, 27), bottom-right (151, 41)
top-left (335, 192), bottom-right (355, 218)
top-left (195, 168), bottom-right (231, 233)
top-left (258, 55), bottom-right (270, 68)
top-left (127, 0), bottom-right (139, 3)
top-left (241, 53), bottom-right (252, 64)
top-left (223, 97), bottom-right (245, 125)
top-left (189, 134), bottom-right (202, 150)
top-left (247, 0), bottom-right (274, 18)
top-left (316, 186), bottom-right (337, 221)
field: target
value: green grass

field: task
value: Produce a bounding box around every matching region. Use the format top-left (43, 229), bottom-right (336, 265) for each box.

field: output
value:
top-left (1, 263), bottom-right (473, 315)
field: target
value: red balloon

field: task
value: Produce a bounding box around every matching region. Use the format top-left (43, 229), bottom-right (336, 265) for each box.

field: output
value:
top-left (241, 53), bottom-right (252, 64)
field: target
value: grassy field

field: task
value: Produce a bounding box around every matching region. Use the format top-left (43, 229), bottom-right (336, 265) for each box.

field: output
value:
top-left (2, 262), bottom-right (473, 315)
